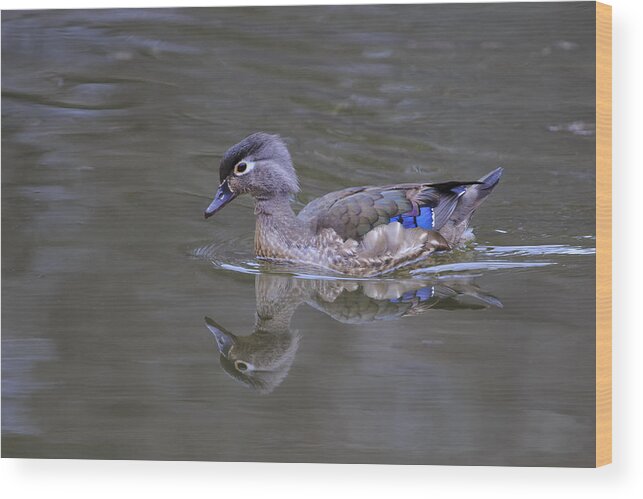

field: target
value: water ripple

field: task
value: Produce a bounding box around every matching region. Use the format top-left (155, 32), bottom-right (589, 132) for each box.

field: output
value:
top-left (193, 240), bottom-right (594, 280)
top-left (478, 244), bottom-right (596, 256)
top-left (411, 261), bottom-right (554, 275)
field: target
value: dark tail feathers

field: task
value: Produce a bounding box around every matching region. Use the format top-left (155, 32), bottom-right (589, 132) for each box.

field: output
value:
top-left (477, 166), bottom-right (504, 191)
top-left (438, 167), bottom-right (503, 247)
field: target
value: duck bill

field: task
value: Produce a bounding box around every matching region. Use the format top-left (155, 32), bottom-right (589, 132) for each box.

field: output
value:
top-left (205, 316), bottom-right (237, 356)
top-left (204, 180), bottom-right (236, 219)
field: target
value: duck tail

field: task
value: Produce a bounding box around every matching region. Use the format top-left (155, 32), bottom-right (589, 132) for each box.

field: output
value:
top-left (477, 166), bottom-right (504, 191)
top-left (438, 167), bottom-right (504, 247)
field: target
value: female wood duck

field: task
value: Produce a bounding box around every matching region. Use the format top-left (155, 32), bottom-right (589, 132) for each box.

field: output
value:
top-left (205, 274), bottom-right (501, 394)
top-left (204, 132), bottom-right (503, 277)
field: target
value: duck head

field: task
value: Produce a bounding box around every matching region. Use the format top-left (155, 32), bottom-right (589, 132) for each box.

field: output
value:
top-left (204, 132), bottom-right (299, 218)
top-left (204, 314), bottom-right (300, 395)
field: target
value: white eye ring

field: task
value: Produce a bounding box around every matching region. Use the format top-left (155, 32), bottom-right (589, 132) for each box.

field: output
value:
top-left (233, 160), bottom-right (255, 176)
top-left (234, 360), bottom-right (254, 372)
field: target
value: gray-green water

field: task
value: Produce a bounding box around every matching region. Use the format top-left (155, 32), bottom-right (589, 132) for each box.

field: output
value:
top-left (2, 3), bottom-right (596, 466)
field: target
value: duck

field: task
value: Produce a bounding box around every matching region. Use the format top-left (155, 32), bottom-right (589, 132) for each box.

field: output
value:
top-left (205, 273), bottom-right (502, 394)
top-left (204, 132), bottom-right (503, 277)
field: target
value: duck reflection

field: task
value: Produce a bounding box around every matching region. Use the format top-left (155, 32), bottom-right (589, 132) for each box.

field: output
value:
top-left (205, 274), bottom-right (501, 394)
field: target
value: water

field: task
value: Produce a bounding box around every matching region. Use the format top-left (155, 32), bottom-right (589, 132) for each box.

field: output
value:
top-left (2, 3), bottom-right (596, 466)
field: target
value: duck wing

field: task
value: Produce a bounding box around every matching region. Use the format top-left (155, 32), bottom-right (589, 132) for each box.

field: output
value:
top-left (298, 181), bottom-right (480, 241)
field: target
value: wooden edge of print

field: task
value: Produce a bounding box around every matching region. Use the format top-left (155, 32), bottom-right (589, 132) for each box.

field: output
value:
top-left (595, 1), bottom-right (612, 468)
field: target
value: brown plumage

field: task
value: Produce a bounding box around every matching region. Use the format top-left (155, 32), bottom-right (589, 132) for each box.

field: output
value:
top-left (204, 132), bottom-right (503, 277)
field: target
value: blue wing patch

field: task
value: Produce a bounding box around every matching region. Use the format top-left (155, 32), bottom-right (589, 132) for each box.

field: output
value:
top-left (389, 206), bottom-right (435, 229)
top-left (390, 286), bottom-right (435, 304)
top-left (389, 186), bottom-right (466, 230)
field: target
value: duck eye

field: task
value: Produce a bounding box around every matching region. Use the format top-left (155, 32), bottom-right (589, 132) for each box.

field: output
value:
top-left (235, 360), bottom-right (248, 371)
top-left (233, 160), bottom-right (256, 176)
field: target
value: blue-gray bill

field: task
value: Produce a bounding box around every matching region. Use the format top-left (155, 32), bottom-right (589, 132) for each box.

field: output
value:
top-left (205, 316), bottom-right (236, 356)
top-left (204, 180), bottom-right (236, 219)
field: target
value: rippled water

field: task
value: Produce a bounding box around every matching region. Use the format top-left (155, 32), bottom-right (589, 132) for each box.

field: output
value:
top-left (2, 3), bottom-right (596, 466)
